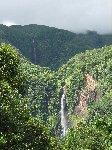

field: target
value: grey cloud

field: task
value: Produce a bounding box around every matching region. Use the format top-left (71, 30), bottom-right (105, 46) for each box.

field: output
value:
top-left (0, 0), bottom-right (112, 34)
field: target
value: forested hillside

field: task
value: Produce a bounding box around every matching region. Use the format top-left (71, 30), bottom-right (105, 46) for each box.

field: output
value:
top-left (0, 24), bottom-right (112, 69)
top-left (1, 43), bottom-right (112, 149)
top-left (0, 44), bottom-right (59, 149)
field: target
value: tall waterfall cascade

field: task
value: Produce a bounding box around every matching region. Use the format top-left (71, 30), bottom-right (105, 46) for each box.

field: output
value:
top-left (60, 85), bottom-right (68, 136)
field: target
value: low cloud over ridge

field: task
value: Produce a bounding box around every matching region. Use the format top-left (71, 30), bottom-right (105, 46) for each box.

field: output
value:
top-left (0, 0), bottom-right (112, 34)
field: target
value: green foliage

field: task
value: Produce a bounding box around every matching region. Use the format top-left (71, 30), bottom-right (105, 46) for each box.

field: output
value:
top-left (0, 44), bottom-right (19, 83)
top-left (61, 96), bottom-right (112, 150)
top-left (88, 90), bottom-right (112, 121)
top-left (0, 24), bottom-right (112, 69)
top-left (61, 117), bottom-right (112, 150)
top-left (19, 45), bottom-right (112, 138)
top-left (0, 44), bottom-right (57, 150)
top-left (1, 42), bottom-right (112, 149)
top-left (57, 46), bottom-right (112, 150)
top-left (57, 45), bottom-right (112, 113)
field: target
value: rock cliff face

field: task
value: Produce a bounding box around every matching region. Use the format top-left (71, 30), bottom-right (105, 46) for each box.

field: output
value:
top-left (75, 74), bottom-right (100, 116)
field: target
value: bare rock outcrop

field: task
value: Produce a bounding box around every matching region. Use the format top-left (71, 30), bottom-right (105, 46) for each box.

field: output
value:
top-left (75, 74), bottom-right (100, 116)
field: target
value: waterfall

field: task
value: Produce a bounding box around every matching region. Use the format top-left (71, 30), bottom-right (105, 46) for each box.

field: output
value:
top-left (60, 86), bottom-right (67, 136)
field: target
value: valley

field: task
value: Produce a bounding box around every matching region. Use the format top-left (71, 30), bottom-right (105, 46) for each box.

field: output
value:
top-left (1, 41), bottom-right (112, 149)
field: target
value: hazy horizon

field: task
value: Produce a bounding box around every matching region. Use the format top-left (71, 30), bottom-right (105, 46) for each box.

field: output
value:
top-left (1, 23), bottom-right (112, 35)
top-left (0, 0), bottom-right (112, 34)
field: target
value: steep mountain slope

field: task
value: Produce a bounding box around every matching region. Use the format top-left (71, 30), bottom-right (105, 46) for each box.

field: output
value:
top-left (57, 45), bottom-right (112, 149)
top-left (1, 43), bottom-right (112, 149)
top-left (0, 24), bottom-right (112, 69)
top-left (19, 44), bottom-right (112, 137)
top-left (57, 45), bottom-right (112, 112)
top-left (21, 44), bottom-right (112, 149)
top-left (0, 43), bottom-right (59, 150)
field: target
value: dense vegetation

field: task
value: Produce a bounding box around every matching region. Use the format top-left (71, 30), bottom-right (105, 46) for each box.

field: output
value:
top-left (58, 45), bottom-right (112, 149)
top-left (0, 44), bottom-right (58, 149)
top-left (1, 43), bottom-right (112, 149)
top-left (0, 24), bottom-right (112, 69)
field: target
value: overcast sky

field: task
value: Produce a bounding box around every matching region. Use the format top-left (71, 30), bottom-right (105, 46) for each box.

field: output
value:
top-left (0, 0), bottom-right (112, 34)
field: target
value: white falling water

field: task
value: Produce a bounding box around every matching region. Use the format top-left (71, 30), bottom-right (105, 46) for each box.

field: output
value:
top-left (61, 87), bottom-right (67, 136)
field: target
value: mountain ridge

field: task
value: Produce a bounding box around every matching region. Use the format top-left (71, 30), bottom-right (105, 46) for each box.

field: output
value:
top-left (0, 24), bottom-right (112, 69)
top-left (1, 43), bottom-right (112, 149)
